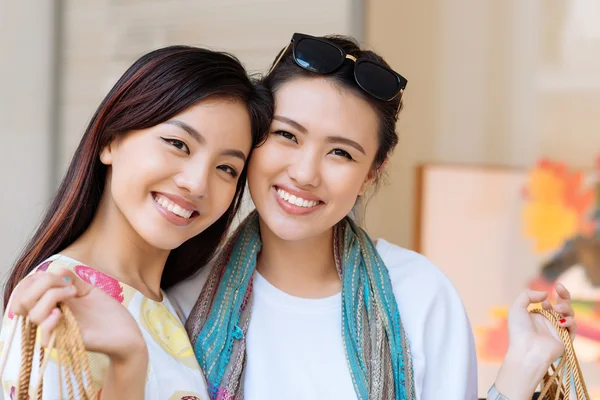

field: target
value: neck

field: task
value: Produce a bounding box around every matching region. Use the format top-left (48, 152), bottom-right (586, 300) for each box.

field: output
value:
top-left (256, 217), bottom-right (341, 298)
top-left (62, 192), bottom-right (168, 301)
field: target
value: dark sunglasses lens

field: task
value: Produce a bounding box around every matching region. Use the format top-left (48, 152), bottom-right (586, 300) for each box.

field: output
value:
top-left (294, 38), bottom-right (344, 74)
top-left (355, 61), bottom-right (402, 100)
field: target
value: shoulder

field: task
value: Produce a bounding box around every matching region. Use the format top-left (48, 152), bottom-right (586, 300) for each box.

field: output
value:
top-left (376, 238), bottom-right (457, 298)
top-left (375, 238), bottom-right (469, 327)
top-left (22, 254), bottom-right (82, 276)
top-left (166, 259), bottom-right (215, 323)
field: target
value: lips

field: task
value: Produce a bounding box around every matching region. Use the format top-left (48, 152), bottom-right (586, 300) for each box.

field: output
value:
top-left (276, 187), bottom-right (321, 208)
top-left (272, 185), bottom-right (324, 216)
top-left (151, 192), bottom-right (200, 227)
top-left (152, 193), bottom-right (198, 219)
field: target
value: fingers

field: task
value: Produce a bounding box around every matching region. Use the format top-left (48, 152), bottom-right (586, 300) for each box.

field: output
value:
top-left (558, 316), bottom-right (578, 341)
top-left (27, 286), bottom-right (76, 325)
top-left (56, 269), bottom-right (94, 298)
top-left (554, 282), bottom-right (575, 316)
top-left (553, 302), bottom-right (575, 317)
top-left (512, 289), bottom-right (548, 310)
top-left (555, 283), bottom-right (571, 301)
top-left (10, 272), bottom-right (73, 316)
top-left (542, 299), bottom-right (553, 311)
top-left (38, 308), bottom-right (62, 347)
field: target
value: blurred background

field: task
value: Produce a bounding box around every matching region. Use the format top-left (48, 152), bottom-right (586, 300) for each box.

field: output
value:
top-left (1, 0), bottom-right (600, 398)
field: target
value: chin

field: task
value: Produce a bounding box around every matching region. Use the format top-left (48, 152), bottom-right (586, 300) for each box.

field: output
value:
top-left (146, 234), bottom-right (188, 251)
top-left (263, 217), bottom-right (319, 242)
top-left (136, 225), bottom-right (193, 251)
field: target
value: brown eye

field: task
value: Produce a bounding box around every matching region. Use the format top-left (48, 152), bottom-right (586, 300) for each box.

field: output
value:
top-left (161, 137), bottom-right (190, 154)
top-left (330, 148), bottom-right (353, 160)
top-left (273, 130), bottom-right (298, 143)
top-left (218, 165), bottom-right (238, 178)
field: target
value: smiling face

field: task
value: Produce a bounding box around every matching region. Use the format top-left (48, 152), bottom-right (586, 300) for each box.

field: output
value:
top-left (247, 77), bottom-right (380, 241)
top-left (100, 98), bottom-right (253, 250)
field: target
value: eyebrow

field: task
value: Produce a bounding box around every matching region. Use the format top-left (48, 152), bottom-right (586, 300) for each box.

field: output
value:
top-left (325, 136), bottom-right (366, 155)
top-left (165, 120), bottom-right (205, 144)
top-left (222, 149), bottom-right (247, 162)
top-left (273, 115), bottom-right (307, 134)
top-left (273, 115), bottom-right (366, 155)
top-left (165, 119), bottom-right (247, 162)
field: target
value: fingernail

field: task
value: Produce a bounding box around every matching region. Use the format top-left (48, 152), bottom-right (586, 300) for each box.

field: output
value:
top-left (560, 318), bottom-right (566, 323)
top-left (62, 276), bottom-right (70, 283)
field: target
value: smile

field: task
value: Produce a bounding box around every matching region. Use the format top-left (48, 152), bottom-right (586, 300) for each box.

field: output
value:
top-left (152, 193), bottom-right (197, 219)
top-left (276, 188), bottom-right (321, 208)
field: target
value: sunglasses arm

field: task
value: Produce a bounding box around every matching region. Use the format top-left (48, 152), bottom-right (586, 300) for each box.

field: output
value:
top-left (268, 42), bottom-right (292, 75)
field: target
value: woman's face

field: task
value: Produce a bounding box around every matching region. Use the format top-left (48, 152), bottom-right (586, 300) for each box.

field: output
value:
top-left (101, 98), bottom-right (252, 250)
top-left (247, 77), bottom-right (380, 241)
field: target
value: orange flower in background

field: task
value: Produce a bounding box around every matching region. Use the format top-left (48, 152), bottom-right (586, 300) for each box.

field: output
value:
top-left (475, 307), bottom-right (509, 363)
top-left (522, 158), bottom-right (596, 253)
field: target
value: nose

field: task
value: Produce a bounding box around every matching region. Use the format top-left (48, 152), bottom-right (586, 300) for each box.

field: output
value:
top-left (173, 160), bottom-right (211, 199)
top-left (287, 148), bottom-right (321, 188)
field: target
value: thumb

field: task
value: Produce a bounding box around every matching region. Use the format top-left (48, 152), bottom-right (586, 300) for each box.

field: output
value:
top-left (512, 289), bottom-right (548, 311)
top-left (55, 268), bottom-right (94, 297)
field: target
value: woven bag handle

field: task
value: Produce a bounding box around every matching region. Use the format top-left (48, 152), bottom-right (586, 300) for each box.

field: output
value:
top-left (530, 308), bottom-right (590, 400)
top-left (0, 303), bottom-right (97, 400)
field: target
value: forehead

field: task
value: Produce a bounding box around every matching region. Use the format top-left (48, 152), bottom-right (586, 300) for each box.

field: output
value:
top-left (173, 98), bottom-right (253, 148)
top-left (273, 77), bottom-right (379, 142)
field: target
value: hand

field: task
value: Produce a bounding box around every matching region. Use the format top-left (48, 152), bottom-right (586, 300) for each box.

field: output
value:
top-left (493, 284), bottom-right (576, 400)
top-left (506, 283), bottom-right (576, 366)
top-left (10, 269), bottom-right (147, 363)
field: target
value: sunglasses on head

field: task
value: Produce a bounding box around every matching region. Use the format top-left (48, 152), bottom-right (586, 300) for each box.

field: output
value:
top-left (268, 33), bottom-right (407, 103)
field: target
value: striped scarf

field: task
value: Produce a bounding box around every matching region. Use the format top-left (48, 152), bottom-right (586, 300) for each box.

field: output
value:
top-left (185, 211), bottom-right (416, 400)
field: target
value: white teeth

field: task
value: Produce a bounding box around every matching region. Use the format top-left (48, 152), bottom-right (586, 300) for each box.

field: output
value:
top-left (153, 194), bottom-right (195, 219)
top-left (276, 188), bottom-right (320, 208)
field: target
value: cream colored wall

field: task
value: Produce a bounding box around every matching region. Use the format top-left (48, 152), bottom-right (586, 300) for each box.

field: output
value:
top-left (0, 1), bottom-right (57, 285)
top-left (364, 0), bottom-right (600, 247)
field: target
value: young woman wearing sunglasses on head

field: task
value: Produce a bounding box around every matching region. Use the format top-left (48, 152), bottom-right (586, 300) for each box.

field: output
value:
top-left (170, 33), bottom-right (577, 400)
top-left (0, 45), bottom-right (272, 399)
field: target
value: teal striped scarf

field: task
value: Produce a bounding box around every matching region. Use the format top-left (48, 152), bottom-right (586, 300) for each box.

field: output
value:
top-left (185, 211), bottom-right (415, 400)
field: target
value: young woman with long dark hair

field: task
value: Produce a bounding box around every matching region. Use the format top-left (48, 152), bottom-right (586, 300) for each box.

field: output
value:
top-left (0, 45), bottom-right (272, 399)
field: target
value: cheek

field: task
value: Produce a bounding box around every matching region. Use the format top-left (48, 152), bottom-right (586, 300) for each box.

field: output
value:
top-left (210, 179), bottom-right (239, 216)
top-left (112, 142), bottom-right (168, 184)
top-left (323, 164), bottom-right (368, 202)
top-left (248, 142), bottom-right (284, 186)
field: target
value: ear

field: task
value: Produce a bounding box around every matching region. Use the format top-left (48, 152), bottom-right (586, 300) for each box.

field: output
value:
top-left (358, 158), bottom-right (389, 196)
top-left (99, 142), bottom-right (114, 166)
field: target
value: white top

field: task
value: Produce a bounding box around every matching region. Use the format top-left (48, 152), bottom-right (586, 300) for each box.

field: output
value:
top-left (0, 255), bottom-right (209, 400)
top-left (168, 239), bottom-right (478, 400)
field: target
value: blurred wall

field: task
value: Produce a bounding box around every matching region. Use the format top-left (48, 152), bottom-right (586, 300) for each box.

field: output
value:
top-left (0, 1), bottom-right (57, 284)
top-left (364, 0), bottom-right (600, 248)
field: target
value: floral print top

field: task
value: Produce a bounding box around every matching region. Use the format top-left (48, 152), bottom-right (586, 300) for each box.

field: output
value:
top-left (0, 254), bottom-right (208, 400)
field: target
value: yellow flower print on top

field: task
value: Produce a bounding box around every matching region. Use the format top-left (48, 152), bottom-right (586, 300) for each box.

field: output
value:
top-left (139, 298), bottom-right (199, 369)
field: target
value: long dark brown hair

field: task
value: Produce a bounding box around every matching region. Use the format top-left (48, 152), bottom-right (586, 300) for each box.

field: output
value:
top-left (3, 45), bottom-right (273, 308)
